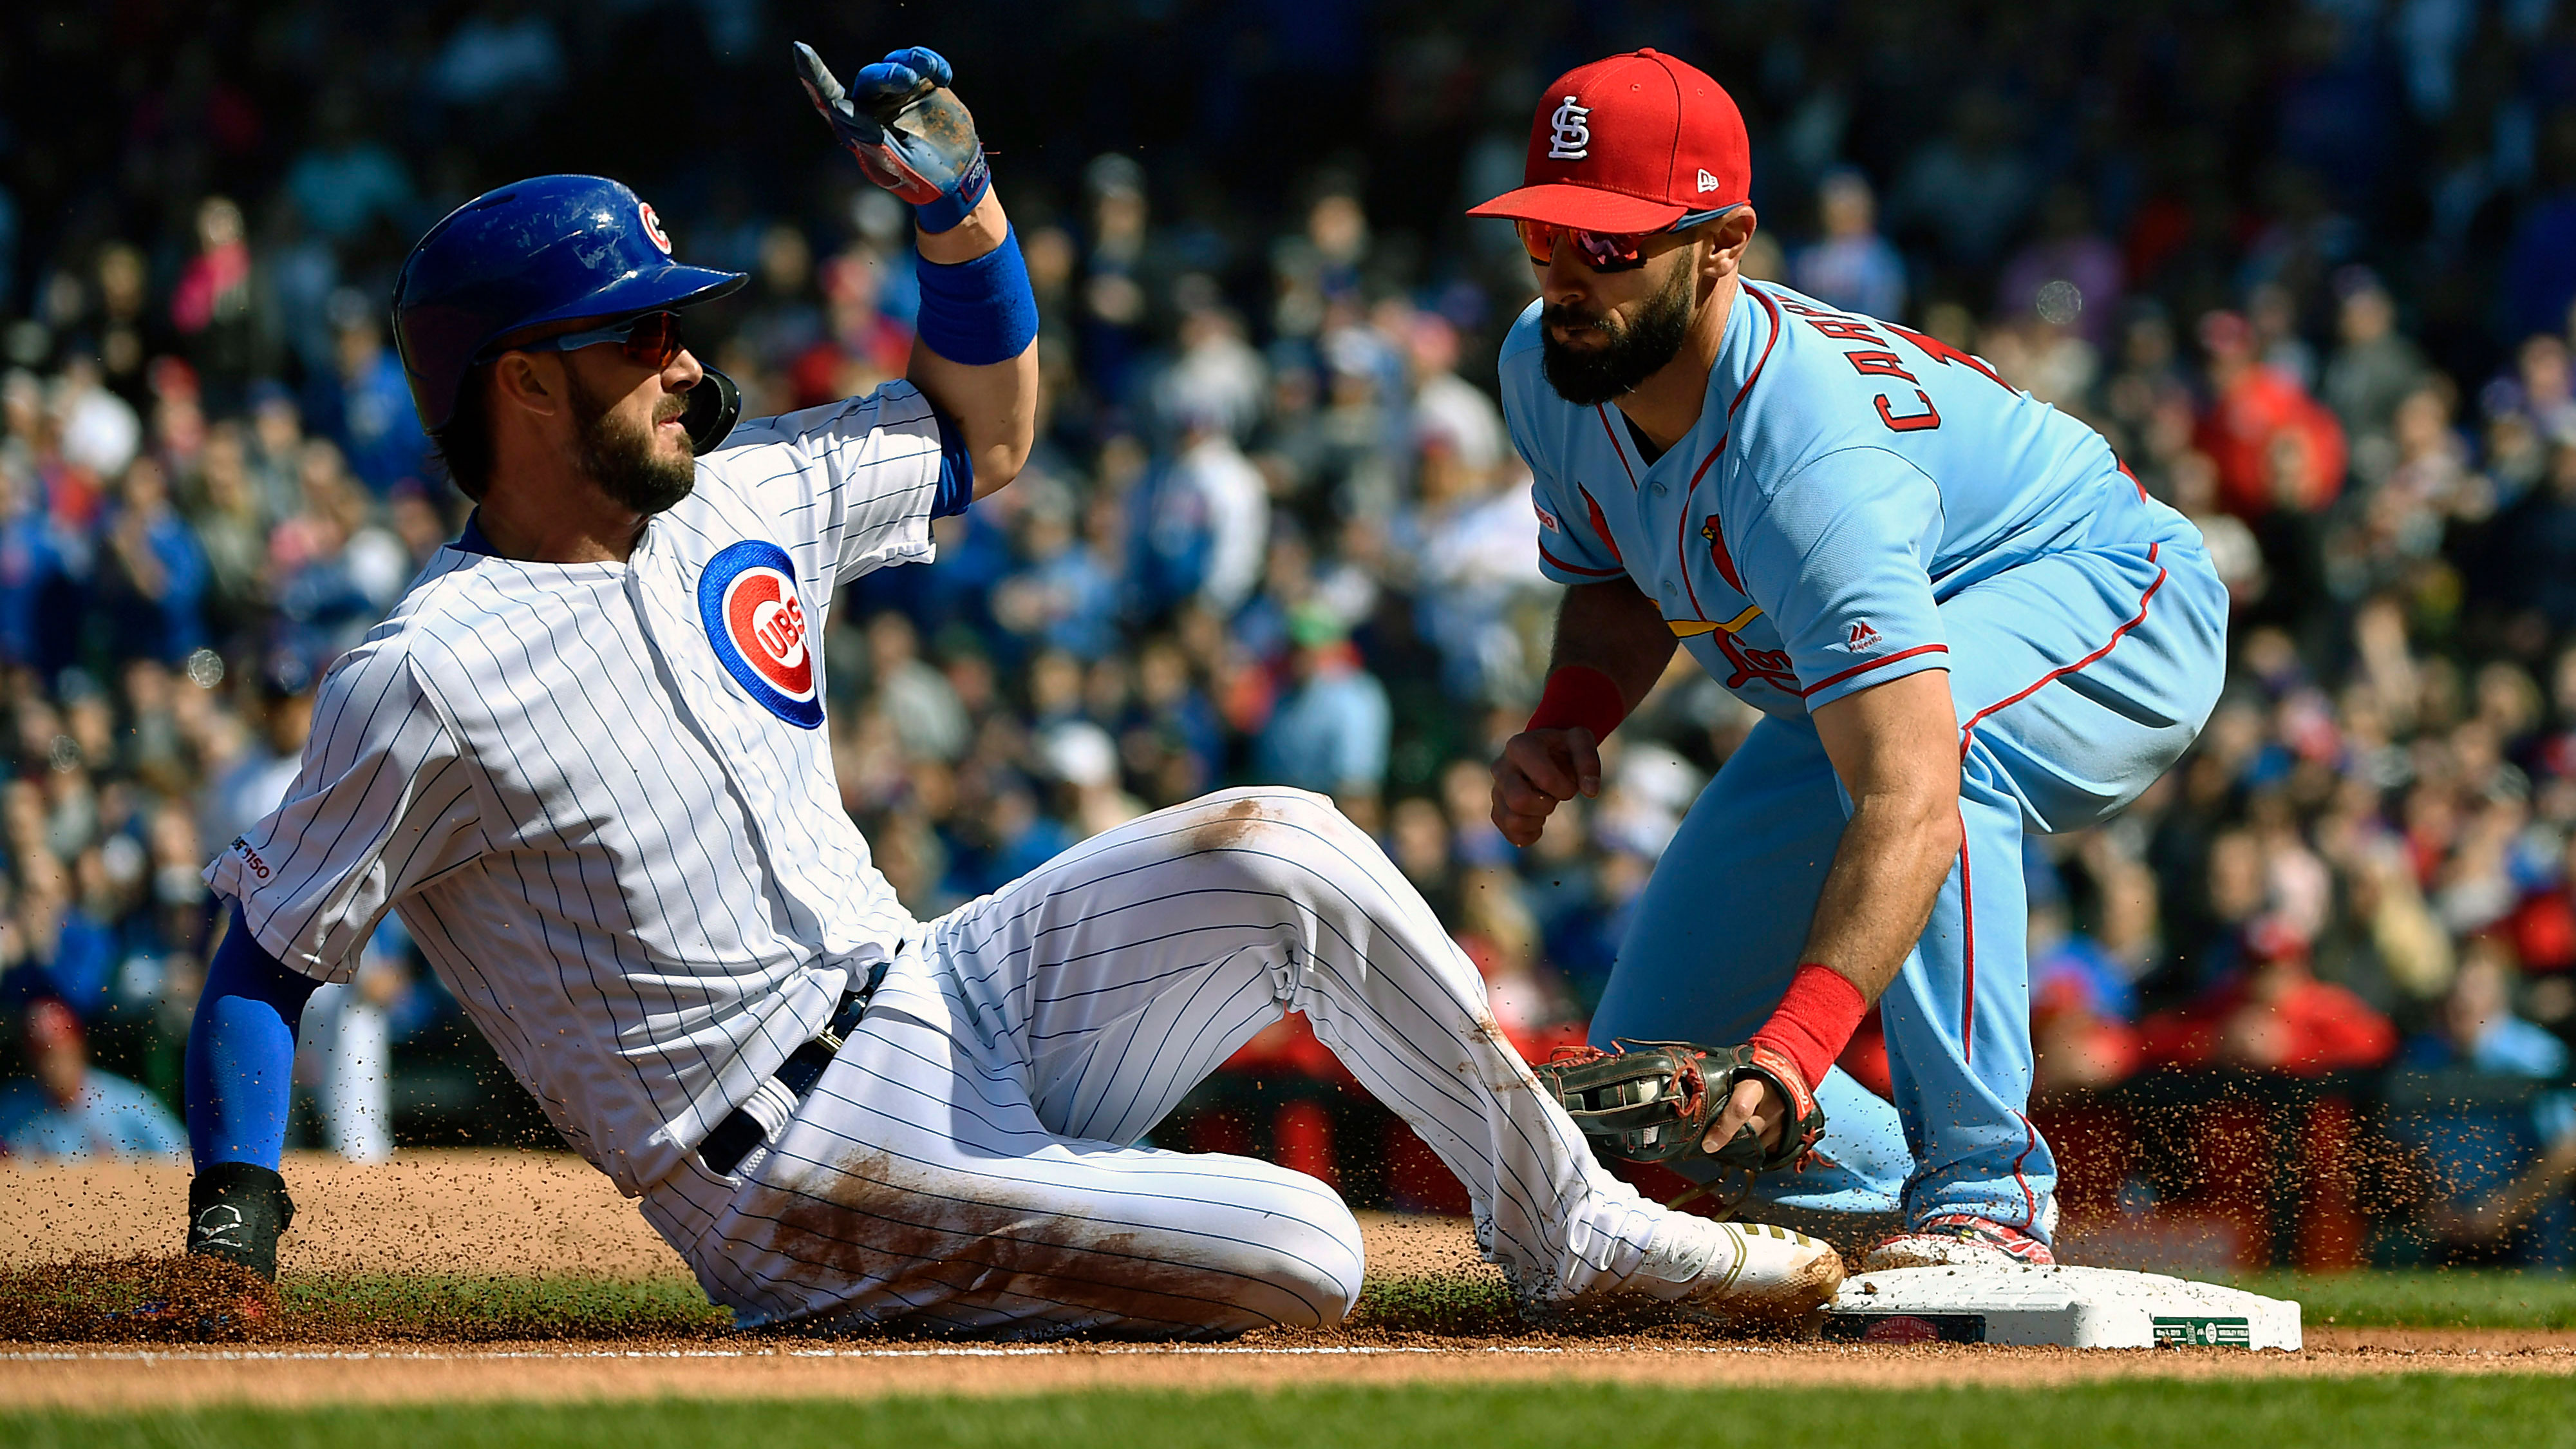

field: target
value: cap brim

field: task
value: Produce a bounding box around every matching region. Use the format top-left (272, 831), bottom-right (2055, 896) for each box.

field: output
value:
top-left (516, 263), bottom-right (749, 334)
top-left (1466, 184), bottom-right (1688, 231)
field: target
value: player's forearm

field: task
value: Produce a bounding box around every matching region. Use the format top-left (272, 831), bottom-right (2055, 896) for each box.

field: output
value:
top-left (906, 187), bottom-right (1039, 498)
top-left (1741, 669), bottom-right (1961, 1090)
top-left (1796, 789), bottom-right (1960, 1002)
top-left (1799, 668), bottom-right (1962, 1002)
top-left (1546, 578), bottom-right (1677, 711)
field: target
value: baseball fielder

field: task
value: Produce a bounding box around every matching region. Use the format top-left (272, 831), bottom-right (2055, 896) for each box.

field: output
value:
top-left (1477, 52), bottom-right (2228, 1267)
top-left (176, 44), bottom-right (1843, 1336)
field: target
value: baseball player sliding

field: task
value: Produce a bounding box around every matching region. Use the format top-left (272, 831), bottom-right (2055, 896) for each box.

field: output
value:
top-left (176, 44), bottom-right (1844, 1336)
top-left (1481, 52), bottom-right (2227, 1268)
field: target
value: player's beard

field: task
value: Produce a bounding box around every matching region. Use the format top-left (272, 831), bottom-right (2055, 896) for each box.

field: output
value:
top-left (565, 372), bottom-right (698, 516)
top-left (1539, 256), bottom-right (1697, 406)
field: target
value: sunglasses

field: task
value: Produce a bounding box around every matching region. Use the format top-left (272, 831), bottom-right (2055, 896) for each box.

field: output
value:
top-left (491, 312), bottom-right (686, 370)
top-left (1515, 205), bottom-right (1744, 273)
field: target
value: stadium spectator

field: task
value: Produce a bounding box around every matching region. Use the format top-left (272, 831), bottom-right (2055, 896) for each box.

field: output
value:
top-left (1792, 169), bottom-right (1906, 321)
top-left (1255, 607), bottom-right (1390, 824)
top-left (2138, 921), bottom-right (2400, 1075)
top-left (2195, 310), bottom-right (2349, 520)
top-left (0, 998), bottom-right (184, 1159)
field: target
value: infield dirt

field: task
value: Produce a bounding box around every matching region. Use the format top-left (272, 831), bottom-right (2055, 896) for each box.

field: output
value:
top-left (4, 1151), bottom-right (2571, 1411)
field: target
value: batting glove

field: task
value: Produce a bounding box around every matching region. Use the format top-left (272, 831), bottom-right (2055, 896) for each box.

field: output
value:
top-left (793, 43), bottom-right (992, 234)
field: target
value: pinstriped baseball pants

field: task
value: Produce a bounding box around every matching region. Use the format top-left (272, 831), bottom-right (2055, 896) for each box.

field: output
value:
top-left (640, 787), bottom-right (1669, 1336)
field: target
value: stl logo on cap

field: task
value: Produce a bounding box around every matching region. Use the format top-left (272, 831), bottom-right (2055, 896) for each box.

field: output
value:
top-left (1548, 97), bottom-right (1593, 160)
top-left (699, 540), bottom-right (822, 728)
top-left (638, 201), bottom-right (673, 255)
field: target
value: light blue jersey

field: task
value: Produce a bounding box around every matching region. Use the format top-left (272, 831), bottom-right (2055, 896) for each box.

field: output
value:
top-left (1503, 280), bottom-right (2201, 717)
top-left (1502, 278), bottom-right (2230, 1244)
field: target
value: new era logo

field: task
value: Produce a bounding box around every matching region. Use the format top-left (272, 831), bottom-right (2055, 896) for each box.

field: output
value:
top-left (1697, 168), bottom-right (1720, 194)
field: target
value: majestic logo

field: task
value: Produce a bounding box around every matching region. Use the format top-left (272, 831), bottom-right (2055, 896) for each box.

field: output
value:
top-left (1548, 97), bottom-right (1592, 160)
top-left (1697, 168), bottom-right (1721, 194)
top-left (1534, 501), bottom-right (1563, 534)
top-left (698, 540), bottom-right (822, 728)
top-left (1847, 620), bottom-right (1883, 650)
top-left (638, 201), bottom-right (673, 255)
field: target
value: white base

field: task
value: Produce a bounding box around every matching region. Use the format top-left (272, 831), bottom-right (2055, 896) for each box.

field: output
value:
top-left (1822, 1264), bottom-right (2302, 1349)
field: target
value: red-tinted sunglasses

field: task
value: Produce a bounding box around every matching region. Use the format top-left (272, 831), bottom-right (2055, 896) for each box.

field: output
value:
top-left (1516, 220), bottom-right (1660, 272)
top-left (1516, 205), bottom-right (1742, 273)
top-left (496, 312), bottom-right (687, 369)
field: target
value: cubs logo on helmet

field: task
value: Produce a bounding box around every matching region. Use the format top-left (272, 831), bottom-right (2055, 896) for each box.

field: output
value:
top-left (698, 540), bottom-right (822, 728)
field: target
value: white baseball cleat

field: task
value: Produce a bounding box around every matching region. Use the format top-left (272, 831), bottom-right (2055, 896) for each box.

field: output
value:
top-left (1627, 1212), bottom-right (1846, 1321)
top-left (1860, 1213), bottom-right (2056, 1271)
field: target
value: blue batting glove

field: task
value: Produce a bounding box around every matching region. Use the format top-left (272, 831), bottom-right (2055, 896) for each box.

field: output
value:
top-left (794, 42), bottom-right (992, 234)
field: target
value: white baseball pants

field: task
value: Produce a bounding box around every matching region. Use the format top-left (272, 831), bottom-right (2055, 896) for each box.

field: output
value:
top-left (639, 787), bottom-right (1669, 1336)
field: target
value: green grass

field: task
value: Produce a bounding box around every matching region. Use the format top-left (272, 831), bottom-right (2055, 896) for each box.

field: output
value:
top-left (4, 1380), bottom-right (2572, 1449)
top-left (2227, 1269), bottom-right (2576, 1329)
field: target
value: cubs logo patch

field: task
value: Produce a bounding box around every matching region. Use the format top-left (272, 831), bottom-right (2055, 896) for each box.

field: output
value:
top-left (638, 201), bottom-right (673, 255)
top-left (698, 540), bottom-right (822, 728)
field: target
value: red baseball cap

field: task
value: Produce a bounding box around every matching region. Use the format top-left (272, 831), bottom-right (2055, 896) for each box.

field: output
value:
top-left (1467, 50), bottom-right (1750, 232)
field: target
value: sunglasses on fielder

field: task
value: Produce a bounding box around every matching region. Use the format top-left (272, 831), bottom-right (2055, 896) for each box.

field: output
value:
top-left (1516, 205), bottom-right (1742, 272)
top-left (487, 312), bottom-right (688, 370)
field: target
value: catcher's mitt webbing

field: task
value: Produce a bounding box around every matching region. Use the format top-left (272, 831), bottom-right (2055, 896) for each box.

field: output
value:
top-left (1533, 1039), bottom-right (1825, 1175)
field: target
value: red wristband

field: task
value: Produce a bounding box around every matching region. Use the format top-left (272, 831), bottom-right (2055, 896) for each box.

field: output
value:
top-left (1525, 665), bottom-right (1628, 742)
top-left (1749, 963), bottom-right (1869, 1089)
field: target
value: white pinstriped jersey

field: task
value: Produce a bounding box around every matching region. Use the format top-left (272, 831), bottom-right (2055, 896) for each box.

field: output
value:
top-left (205, 383), bottom-right (944, 1196)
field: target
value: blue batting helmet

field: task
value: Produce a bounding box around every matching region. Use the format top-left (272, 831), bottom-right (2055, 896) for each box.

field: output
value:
top-left (391, 175), bottom-right (747, 436)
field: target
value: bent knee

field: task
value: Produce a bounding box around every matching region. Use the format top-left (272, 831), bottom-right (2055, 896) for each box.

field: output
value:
top-left (1178, 789), bottom-right (1370, 872)
top-left (1246, 1195), bottom-right (1365, 1328)
top-left (1181, 1159), bottom-right (1364, 1328)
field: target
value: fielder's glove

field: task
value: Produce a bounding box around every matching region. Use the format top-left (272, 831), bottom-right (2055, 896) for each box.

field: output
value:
top-left (1534, 1039), bottom-right (1827, 1176)
top-left (793, 43), bottom-right (992, 233)
top-left (185, 1161), bottom-right (294, 1282)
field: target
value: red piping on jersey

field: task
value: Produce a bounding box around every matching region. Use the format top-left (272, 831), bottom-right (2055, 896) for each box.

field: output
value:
top-left (1539, 544), bottom-right (1624, 579)
top-left (1730, 285), bottom-right (1786, 420)
top-left (1951, 542), bottom-right (2168, 1067)
top-left (2118, 459), bottom-right (2147, 502)
top-left (1957, 543), bottom-right (2168, 750)
top-left (1957, 800), bottom-right (1975, 1065)
top-left (1674, 440), bottom-right (1725, 620)
top-left (1671, 287), bottom-right (1785, 624)
top-left (2011, 1110), bottom-right (2042, 1225)
top-left (1796, 642), bottom-right (1950, 699)
top-left (1594, 406), bottom-right (1638, 489)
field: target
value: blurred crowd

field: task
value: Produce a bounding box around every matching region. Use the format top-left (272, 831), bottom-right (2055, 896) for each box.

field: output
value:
top-left (3, 0), bottom-right (2576, 1258)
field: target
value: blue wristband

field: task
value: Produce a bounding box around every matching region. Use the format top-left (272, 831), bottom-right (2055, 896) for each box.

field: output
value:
top-left (914, 226), bottom-right (1037, 366)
